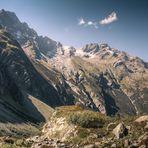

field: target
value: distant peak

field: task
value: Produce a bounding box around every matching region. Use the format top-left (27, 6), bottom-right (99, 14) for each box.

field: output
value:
top-left (99, 43), bottom-right (110, 49)
top-left (0, 9), bottom-right (6, 13)
top-left (0, 9), bottom-right (20, 23)
top-left (0, 9), bottom-right (11, 15)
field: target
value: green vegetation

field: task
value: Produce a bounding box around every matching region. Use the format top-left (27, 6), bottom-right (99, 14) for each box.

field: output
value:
top-left (0, 123), bottom-right (41, 148)
top-left (0, 106), bottom-right (147, 147)
top-left (54, 105), bottom-right (85, 118)
top-left (0, 123), bottom-right (41, 138)
top-left (68, 110), bottom-right (107, 128)
top-left (0, 30), bottom-right (19, 55)
top-left (50, 106), bottom-right (148, 147)
top-left (51, 106), bottom-right (111, 145)
top-left (54, 105), bottom-right (110, 128)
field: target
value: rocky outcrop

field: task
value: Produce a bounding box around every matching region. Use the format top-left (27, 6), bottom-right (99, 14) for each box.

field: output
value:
top-left (135, 115), bottom-right (148, 123)
top-left (0, 9), bottom-right (60, 59)
top-left (82, 43), bottom-right (100, 54)
top-left (42, 117), bottom-right (77, 142)
top-left (112, 123), bottom-right (128, 139)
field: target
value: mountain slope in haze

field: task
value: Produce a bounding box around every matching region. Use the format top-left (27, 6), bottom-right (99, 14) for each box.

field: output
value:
top-left (0, 9), bottom-right (148, 118)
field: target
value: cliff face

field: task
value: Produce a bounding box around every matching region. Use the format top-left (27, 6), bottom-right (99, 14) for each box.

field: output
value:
top-left (0, 9), bottom-right (59, 60)
top-left (0, 29), bottom-right (67, 123)
top-left (80, 43), bottom-right (148, 115)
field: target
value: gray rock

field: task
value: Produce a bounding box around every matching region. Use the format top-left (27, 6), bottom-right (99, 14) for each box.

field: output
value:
top-left (112, 123), bottom-right (128, 139)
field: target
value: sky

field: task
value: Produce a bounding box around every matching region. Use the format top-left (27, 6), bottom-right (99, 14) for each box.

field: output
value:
top-left (0, 0), bottom-right (148, 61)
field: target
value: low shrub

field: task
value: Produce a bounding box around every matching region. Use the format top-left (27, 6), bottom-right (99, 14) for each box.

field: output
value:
top-left (0, 123), bottom-right (41, 138)
top-left (68, 110), bottom-right (106, 128)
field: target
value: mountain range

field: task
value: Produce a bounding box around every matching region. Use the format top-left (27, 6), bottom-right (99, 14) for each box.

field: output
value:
top-left (0, 9), bottom-right (148, 123)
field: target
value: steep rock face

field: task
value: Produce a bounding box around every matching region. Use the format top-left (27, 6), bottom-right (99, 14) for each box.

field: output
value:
top-left (82, 43), bottom-right (100, 54)
top-left (0, 9), bottom-right (37, 45)
top-left (0, 29), bottom-right (67, 123)
top-left (0, 9), bottom-right (59, 59)
top-left (80, 43), bottom-right (148, 115)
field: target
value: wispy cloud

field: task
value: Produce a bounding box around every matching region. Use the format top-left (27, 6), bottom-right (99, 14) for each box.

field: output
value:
top-left (87, 21), bottom-right (93, 25)
top-left (78, 18), bottom-right (98, 29)
top-left (78, 11), bottom-right (118, 29)
top-left (87, 21), bottom-right (98, 28)
top-left (100, 12), bottom-right (118, 25)
top-left (78, 18), bottom-right (86, 25)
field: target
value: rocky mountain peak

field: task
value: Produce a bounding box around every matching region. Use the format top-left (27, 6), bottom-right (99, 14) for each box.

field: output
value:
top-left (0, 9), bottom-right (20, 23)
top-left (82, 43), bottom-right (111, 55)
top-left (82, 43), bottom-right (100, 54)
top-left (0, 9), bottom-right (26, 26)
top-left (64, 46), bottom-right (76, 56)
top-left (0, 9), bottom-right (62, 60)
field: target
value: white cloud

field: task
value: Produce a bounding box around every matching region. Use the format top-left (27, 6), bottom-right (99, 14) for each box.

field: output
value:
top-left (87, 21), bottom-right (98, 29)
top-left (78, 18), bottom-right (86, 25)
top-left (100, 12), bottom-right (118, 25)
top-left (87, 21), bottom-right (93, 25)
top-left (78, 19), bottom-right (98, 29)
top-left (78, 12), bottom-right (118, 29)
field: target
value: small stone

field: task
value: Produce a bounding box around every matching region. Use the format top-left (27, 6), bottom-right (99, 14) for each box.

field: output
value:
top-left (37, 143), bottom-right (42, 146)
top-left (95, 142), bottom-right (101, 146)
top-left (88, 133), bottom-right (98, 139)
top-left (84, 144), bottom-right (95, 148)
top-left (45, 141), bottom-right (50, 144)
top-left (138, 145), bottom-right (146, 148)
top-left (111, 143), bottom-right (117, 148)
top-left (124, 139), bottom-right (130, 147)
top-left (4, 137), bottom-right (14, 144)
top-left (131, 143), bottom-right (139, 147)
top-left (59, 143), bottom-right (66, 147)
top-left (43, 137), bottom-right (49, 141)
top-left (126, 125), bottom-right (131, 130)
top-left (56, 139), bottom-right (61, 143)
top-left (144, 122), bottom-right (148, 129)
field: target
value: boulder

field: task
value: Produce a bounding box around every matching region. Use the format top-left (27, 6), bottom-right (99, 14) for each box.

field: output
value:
top-left (112, 123), bottom-right (128, 139)
top-left (111, 143), bottom-right (117, 148)
top-left (135, 115), bottom-right (148, 123)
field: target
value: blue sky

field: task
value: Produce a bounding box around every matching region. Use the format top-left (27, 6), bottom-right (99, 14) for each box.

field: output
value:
top-left (0, 0), bottom-right (148, 61)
